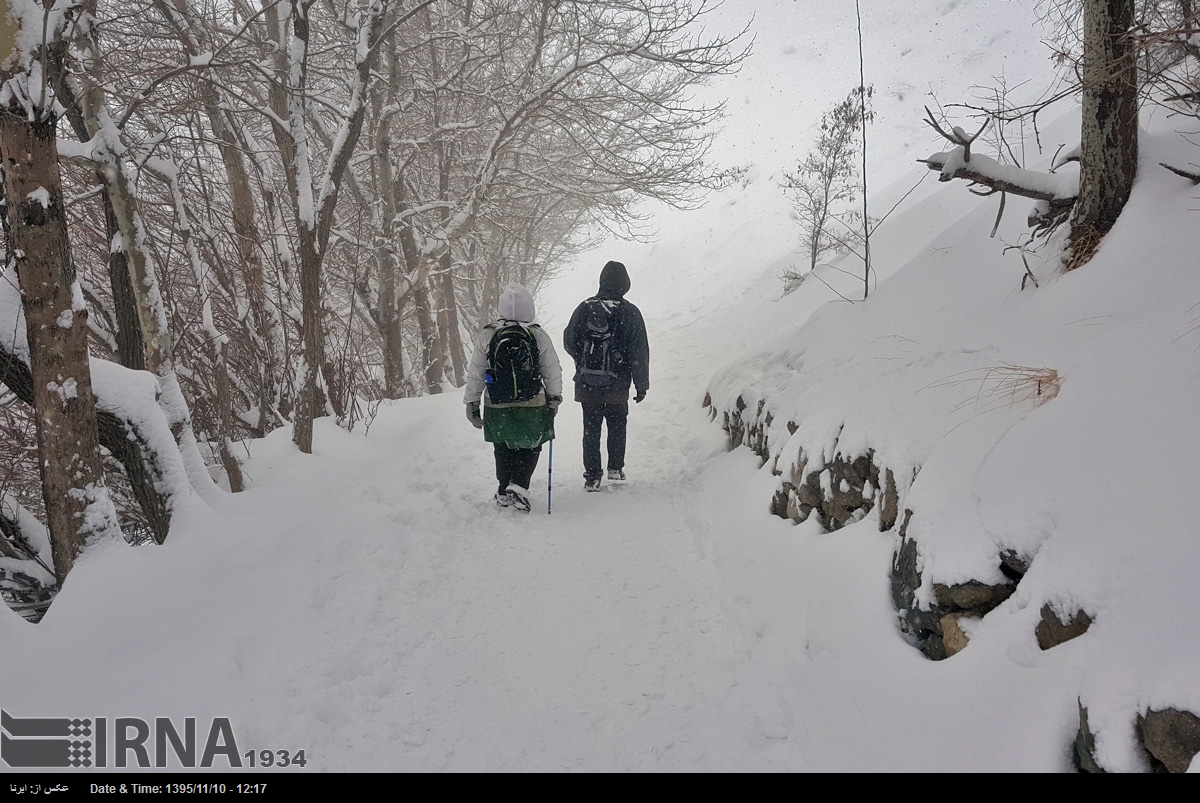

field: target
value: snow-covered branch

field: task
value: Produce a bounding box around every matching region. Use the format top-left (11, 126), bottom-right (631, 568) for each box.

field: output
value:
top-left (920, 147), bottom-right (1078, 202)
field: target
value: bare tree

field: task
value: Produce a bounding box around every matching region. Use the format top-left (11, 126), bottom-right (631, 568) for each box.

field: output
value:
top-left (0, 0), bottom-right (122, 584)
top-left (258, 0), bottom-right (417, 452)
top-left (365, 0), bottom-right (746, 386)
top-left (783, 88), bottom-right (874, 278)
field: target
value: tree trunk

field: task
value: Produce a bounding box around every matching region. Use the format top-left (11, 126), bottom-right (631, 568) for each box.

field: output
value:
top-left (174, 207), bottom-right (246, 492)
top-left (0, 102), bottom-right (116, 584)
top-left (379, 272), bottom-right (406, 398)
top-left (207, 91), bottom-right (277, 440)
top-left (92, 144), bottom-right (175, 374)
top-left (103, 192), bottom-right (147, 370)
top-left (276, 0), bottom-right (327, 455)
top-left (429, 37), bottom-right (465, 387)
top-left (481, 221), bottom-right (505, 321)
top-left (411, 280), bottom-right (444, 394)
top-left (438, 262), bottom-right (465, 385)
top-left (292, 225), bottom-right (326, 453)
top-left (436, 148), bottom-right (465, 386)
top-left (395, 177), bottom-right (444, 395)
top-left (373, 16), bottom-right (406, 398)
top-left (372, 107), bottom-right (406, 398)
top-left (1070, 0), bottom-right (1139, 266)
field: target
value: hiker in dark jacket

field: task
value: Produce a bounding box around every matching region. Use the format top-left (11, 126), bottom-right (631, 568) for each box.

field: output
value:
top-left (465, 284), bottom-right (563, 512)
top-left (562, 260), bottom-right (649, 492)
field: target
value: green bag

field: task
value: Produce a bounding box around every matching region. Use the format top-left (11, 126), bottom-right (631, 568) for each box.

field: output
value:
top-left (483, 404), bottom-right (555, 450)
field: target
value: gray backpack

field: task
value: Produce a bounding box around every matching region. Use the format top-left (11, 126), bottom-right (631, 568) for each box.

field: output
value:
top-left (577, 298), bottom-right (623, 387)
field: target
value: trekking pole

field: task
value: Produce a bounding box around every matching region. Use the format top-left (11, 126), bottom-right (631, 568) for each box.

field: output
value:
top-left (547, 439), bottom-right (553, 515)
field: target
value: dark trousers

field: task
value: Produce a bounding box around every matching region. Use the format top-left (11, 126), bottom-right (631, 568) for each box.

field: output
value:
top-left (582, 402), bottom-right (628, 479)
top-left (494, 443), bottom-right (541, 494)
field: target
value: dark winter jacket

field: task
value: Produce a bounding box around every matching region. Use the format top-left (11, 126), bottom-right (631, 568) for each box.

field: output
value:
top-left (563, 261), bottom-right (650, 405)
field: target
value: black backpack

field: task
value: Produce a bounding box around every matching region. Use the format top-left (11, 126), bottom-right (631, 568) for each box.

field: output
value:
top-left (577, 297), bottom-right (623, 387)
top-left (486, 323), bottom-right (543, 404)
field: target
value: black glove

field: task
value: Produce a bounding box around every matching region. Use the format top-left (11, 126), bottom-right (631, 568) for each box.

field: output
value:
top-left (547, 395), bottom-right (562, 417)
top-left (466, 401), bottom-right (483, 429)
top-left (634, 389), bottom-right (647, 403)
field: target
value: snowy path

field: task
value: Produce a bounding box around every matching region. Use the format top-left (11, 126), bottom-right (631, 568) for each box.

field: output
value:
top-left (212, 293), bottom-right (793, 771)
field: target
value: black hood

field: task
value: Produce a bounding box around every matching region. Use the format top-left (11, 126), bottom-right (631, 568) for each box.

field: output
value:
top-left (598, 260), bottom-right (630, 297)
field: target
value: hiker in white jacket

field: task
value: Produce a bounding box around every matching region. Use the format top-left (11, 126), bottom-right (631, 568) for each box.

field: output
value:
top-left (464, 284), bottom-right (562, 512)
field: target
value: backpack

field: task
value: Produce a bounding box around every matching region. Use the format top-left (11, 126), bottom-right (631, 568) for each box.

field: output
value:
top-left (485, 322), bottom-right (543, 404)
top-left (577, 297), bottom-right (623, 387)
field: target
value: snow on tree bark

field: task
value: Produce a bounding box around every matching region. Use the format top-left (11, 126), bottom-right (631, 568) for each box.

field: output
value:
top-left (0, 2), bottom-right (122, 582)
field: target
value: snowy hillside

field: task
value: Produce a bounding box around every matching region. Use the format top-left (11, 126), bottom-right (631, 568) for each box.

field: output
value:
top-left (4, 0), bottom-right (1197, 775)
top-left (708, 124), bottom-right (1200, 772)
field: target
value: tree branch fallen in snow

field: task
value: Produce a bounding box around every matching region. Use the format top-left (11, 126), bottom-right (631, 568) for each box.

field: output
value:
top-left (917, 107), bottom-right (1078, 236)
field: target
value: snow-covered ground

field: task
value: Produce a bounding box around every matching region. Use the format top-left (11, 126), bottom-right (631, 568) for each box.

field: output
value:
top-left (0, 217), bottom-right (1077, 770)
top-left (5, 0), bottom-right (1197, 774)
